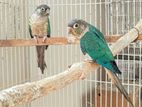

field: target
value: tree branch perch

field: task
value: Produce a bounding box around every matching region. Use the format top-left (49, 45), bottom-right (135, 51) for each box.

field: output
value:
top-left (0, 19), bottom-right (142, 107)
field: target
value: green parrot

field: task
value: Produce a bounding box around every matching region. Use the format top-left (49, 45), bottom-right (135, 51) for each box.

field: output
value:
top-left (68, 19), bottom-right (134, 107)
top-left (29, 4), bottom-right (51, 74)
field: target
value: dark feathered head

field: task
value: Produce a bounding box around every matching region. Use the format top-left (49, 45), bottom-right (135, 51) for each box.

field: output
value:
top-left (35, 4), bottom-right (50, 16)
top-left (68, 19), bottom-right (88, 37)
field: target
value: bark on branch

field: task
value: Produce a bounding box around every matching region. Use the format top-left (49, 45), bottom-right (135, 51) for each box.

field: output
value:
top-left (0, 19), bottom-right (142, 107)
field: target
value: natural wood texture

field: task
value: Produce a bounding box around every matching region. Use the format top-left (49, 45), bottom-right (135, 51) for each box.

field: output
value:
top-left (110, 20), bottom-right (142, 55)
top-left (106, 34), bottom-right (142, 43)
top-left (0, 19), bottom-right (142, 107)
top-left (0, 37), bottom-right (72, 47)
top-left (0, 34), bottom-right (142, 47)
top-left (0, 62), bottom-right (99, 107)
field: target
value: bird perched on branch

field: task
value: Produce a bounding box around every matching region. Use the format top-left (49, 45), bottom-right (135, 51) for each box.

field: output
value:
top-left (29, 4), bottom-right (51, 74)
top-left (68, 19), bottom-right (134, 107)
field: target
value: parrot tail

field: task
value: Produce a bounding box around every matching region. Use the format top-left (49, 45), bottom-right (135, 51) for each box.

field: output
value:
top-left (105, 69), bottom-right (134, 107)
top-left (36, 46), bottom-right (47, 74)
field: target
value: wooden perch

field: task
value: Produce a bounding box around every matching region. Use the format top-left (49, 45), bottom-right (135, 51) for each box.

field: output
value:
top-left (0, 19), bottom-right (142, 107)
top-left (0, 34), bottom-right (142, 47)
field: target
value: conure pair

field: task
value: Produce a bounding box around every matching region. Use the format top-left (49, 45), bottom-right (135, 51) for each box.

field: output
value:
top-left (29, 4), bottom-right (134, 107)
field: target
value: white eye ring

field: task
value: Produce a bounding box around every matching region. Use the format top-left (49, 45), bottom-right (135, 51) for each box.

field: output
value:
top-left (41, 7), bottom-right (45, 11)
top-left (73, 23), bottom-right (79, 28)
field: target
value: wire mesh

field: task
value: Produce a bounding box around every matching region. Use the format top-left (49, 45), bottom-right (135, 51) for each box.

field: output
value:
top-left (0, 0), bottom-right (142, 107)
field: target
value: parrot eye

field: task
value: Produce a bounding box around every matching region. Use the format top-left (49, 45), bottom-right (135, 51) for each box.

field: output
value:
top-left (73, 23), bottom-right (79, 28)
top-left (41, 7), bottom-right (45, 11)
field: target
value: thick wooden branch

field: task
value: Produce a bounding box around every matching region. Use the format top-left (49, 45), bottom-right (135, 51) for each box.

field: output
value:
top-left (0, 19), bottom-right (142, 107)
top-left (0, 34), bottom-right (142, 47)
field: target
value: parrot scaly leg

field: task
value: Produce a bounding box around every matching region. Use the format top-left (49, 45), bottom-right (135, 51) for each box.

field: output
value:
top-left (34, 36), bottom-right (39, 43)
top-left (42, 36), bottom-right (47, 43)
top-left (83, 54), bottom-right (93, 62)
top-left (84, 58), bottom-right (93, 63)
top-left (67, 36), bottom-right (76, 43)
top-left (79, 72), bottom-right (87, 80)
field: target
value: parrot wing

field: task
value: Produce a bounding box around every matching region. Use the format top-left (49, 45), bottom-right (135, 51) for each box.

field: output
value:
top-left (47, 18), bottom-right (51, 37)
top-left (88, 24), bottom-right (106, 42)
top-left (29, 24), bottom-right (33, 38)
top-left (80, 43), bottom-right (87, 55)
top-left (45, 18), bottom-right (51, 49)
top-left (80, 31), bottom-right (110, 59)
top-left (81, 31), bottom-right (122, 74)
top-left (29, 20), bottom-right (34, 38)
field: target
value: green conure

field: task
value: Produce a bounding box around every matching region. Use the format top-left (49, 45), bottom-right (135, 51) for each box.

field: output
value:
top-left (68, 19), bottom-right (134, 107)
top-left (29, 4), bottom-right (51, 74)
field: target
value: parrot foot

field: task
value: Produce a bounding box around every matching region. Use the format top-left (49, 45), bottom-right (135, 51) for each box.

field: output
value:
top-left (42, 36), bottom-right (47, 43)
top-left (84, 58), bottom-right (93, 63)
top-left (67, 36), bottom-right (76, 43)
top-left (34, 36), bottom-right (39, 43)
top-left (79, 72), bottom-right (87, 80)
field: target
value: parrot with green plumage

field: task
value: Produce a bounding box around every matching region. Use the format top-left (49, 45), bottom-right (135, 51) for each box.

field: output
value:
top-left (68, 19), bottom-right (134, 107)
top-left (29, 4), bottom-right (51, 74)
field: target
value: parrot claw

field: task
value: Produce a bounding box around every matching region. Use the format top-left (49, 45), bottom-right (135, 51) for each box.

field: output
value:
top-left (79, 72), bottom-right (87, 80)
top-left (84, 58), bottom-right (93, 63)
top-left (67, 36), bottom-right (76, 43)
top-left (42, 36), bottom-right (47, 43)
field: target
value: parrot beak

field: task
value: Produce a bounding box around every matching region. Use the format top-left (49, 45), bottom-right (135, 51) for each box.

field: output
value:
top-left (68, 27), bottom-right (79, 37)
top-left (68, 27), bottom-right (73, 35)
top-left (46, 9), bottom-right (50, 15)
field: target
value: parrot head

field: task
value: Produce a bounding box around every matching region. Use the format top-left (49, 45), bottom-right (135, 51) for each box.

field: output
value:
top-left (68, 19), bottom-right (88, 38)
top-left (35, 4), bottom-right (50, 16)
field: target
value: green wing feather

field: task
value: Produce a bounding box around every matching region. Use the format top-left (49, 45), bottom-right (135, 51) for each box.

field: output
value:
top-left (80, 44), bottom-right (87, 55)
top-left (29, 22), bottom-right (33, 38)
top-left (88, 24), bottom-right (106, 42)
top-left (81, 31), bottom-right (121, 74)
top-left (47, 18), bottom-right (51, 37)
top-left (45, 18), bottom-right (51, 49)
top-left (81, 31), bottom-right (114, 61)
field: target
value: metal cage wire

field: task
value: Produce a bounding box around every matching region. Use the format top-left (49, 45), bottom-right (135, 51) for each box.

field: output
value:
top-left (0, 0), bottom-right (142, 107)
